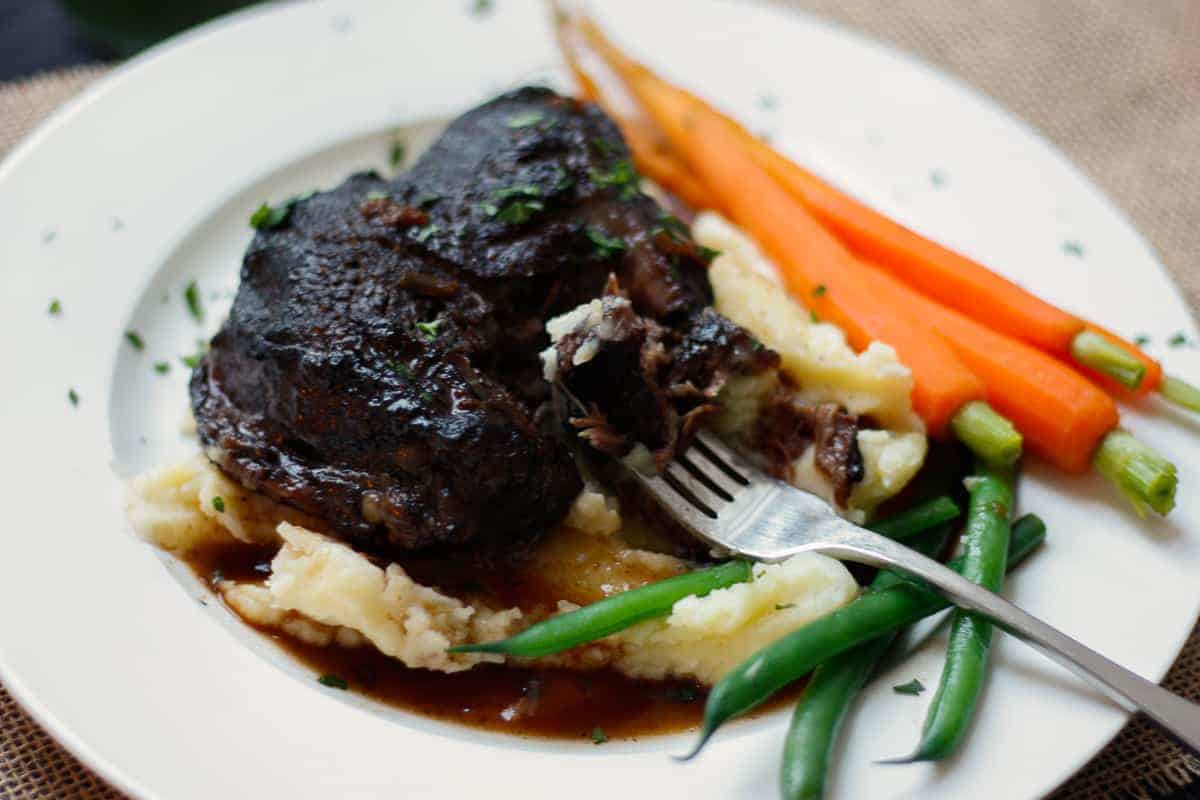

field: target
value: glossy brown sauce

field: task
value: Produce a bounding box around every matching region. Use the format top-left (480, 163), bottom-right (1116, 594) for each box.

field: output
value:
top-left (185, 541), bottom-right (803, 741)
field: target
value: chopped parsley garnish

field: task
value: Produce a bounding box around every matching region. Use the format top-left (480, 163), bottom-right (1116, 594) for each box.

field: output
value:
top-left (493, 199), bottom-right (544, 225)
top-left (586, 228), bottom-right (627, 260)
top-left (654, 213), bottom-right (688, 240)
top-left (505, 110), bottom-right (545, 129)
top-left (184, 280), bottom-right (204, 323)
top-left (318, 674), bottom-right (349, 690)
top-left (389, 139), bottom-right (407, 169)
top-left (391, 361), bottom-right (413, 380)
top-left (1168, 332), bottom-right (1190, 348)
top-left (416, 319), bottom-right (443, 340)
top-left (414, 223), bottom-right (441, 243)
top-left (48, 299), bottom-right (62, 315)
top-left (592, 138), bottom-right (619, 158)
top-left (250, 191), bottom-right (315, 231)
top-left (250, 202), bottom-right (291, 230)
top-left (471, 0), bottom-right (493, 15)
top-left (590, 726), bottom-right (608, 745)
top-left (125, 330), bottom-right (145, 351)
top-left (493, 184), bottom-right (542, 202)
top-left (893, 679), bottom-right (925, 696)
top-left (698, 245), bottom-right (721, 265)
top-left (590, 159), bottom-right (640, 200)
top-left (1062, 240), bottom-right (1086, 258)
top-left (1134, 334), bottom-right (1151, 347)
top-left (812, 284), bottom-right (827, 297)
top-left (810, 311), bottom-right (820, 323)
top-left (212, 496), bottom-right (226, 513)
top-left (929, 168), bottom-right (947, 188)
top-left (68, 388), bottom-right (79, 407)
top-left (181, 341), bottom-right (209, 369)
top-left (153, 361), bottom-right (170, 375)
top-left (365, 190), bottom-right (389, 201)
top-left (775, 603), bottom-right (796, 611)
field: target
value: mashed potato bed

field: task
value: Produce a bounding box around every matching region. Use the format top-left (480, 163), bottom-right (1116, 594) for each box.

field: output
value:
top-left (128, 457), bottom-right (859, 684)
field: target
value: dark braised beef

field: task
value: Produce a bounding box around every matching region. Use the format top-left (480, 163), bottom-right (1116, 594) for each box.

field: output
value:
top-left (191, 87), bottom-right (863, 559)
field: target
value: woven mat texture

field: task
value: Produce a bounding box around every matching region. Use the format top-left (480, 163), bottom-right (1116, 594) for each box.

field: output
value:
top-left (2, 1), bottom-right (1198, 797)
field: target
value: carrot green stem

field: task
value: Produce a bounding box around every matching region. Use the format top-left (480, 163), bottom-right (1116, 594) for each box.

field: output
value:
top-left (951, 401), bottom-right (1023, 466)
top-left (1160, 374), bottom-right (1200, 413)
top-left (1092, 429), bottom-right (1177, 516)
top-left (1070, 331), bottom-right (1146, 389)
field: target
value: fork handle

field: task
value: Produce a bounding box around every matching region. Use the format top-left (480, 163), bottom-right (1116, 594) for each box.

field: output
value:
top-left (816, 527), bottom-right (1200, 755)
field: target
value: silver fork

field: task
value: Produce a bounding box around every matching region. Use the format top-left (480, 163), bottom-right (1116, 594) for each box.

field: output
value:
top-left (598, 418), bottom-right (1200, 753)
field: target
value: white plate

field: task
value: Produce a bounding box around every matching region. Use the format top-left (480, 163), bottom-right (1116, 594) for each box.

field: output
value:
top-left (1, 1), bottom-right (1197, 798)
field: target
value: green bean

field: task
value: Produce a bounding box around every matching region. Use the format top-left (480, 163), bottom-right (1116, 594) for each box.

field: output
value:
top-left (452, 498), bottom-right (956, 660)
top-left (781, 524), bottom-right (953, 800)
top-left (780, 513), bottom-right (1045, 798)
top-left (450, 559), bottom-right (751, 658)
top-left (682, 512), bottom-right (1046, 760)
top-left (897, 461), bottom-right (1015, 762)
top-left (867, 496), bottom-right (959, 542)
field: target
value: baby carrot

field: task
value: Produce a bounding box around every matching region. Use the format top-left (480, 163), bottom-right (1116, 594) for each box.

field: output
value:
top-left (857, 261), bottom-right (1117, 472)
top-left (616, 72), bottom-right (986, 438)
top-left (859, 260), bottom-right (1176, 513)
top-left (574, 20), bottom-right (1200, 412)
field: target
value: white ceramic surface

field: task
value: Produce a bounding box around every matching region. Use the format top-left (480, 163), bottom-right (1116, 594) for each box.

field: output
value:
top-left (1, 1), bottom-right (1197, 798)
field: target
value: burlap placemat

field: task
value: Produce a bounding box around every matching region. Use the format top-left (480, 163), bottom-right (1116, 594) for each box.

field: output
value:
top-left (1, 2), bottom-right (1198, 797)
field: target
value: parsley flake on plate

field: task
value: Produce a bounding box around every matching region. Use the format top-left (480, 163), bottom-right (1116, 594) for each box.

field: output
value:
top-left (389, 139), bottom-right (407, 169)
top-left (125, 330), bottom-right (145, 351)
top-left (184, 280), bottom-right (204, 323)
top-left (590, 726), bottom-right (608, 745)
top-left (893, 679), bottom-right (925, 696)
top-left (318, 674), bottom-right (349, 690)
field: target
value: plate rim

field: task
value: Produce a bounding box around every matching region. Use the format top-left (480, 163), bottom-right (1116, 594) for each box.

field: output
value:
top-left (0, 1), bottom-right (1196, 798)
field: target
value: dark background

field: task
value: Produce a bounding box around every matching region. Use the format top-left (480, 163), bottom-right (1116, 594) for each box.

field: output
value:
top-left (1, 0), bottom-right (104, 79)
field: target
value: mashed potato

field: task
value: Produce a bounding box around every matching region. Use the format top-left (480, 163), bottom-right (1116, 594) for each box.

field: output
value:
top-left (695, 212), bottom-right (927, 519)
top-left (127, 457), bottom-right (858, 684)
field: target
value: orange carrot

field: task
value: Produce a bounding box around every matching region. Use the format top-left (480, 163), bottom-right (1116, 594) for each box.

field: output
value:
top-left (619, 120), bottom-right (715, 212)
top-left (554, 13), bottom-right (712, 212)
top-left (859, 261), bottom-right (1119, 472)
top-left (744, 142), bottom-right (1082, 353)
top-left (578, 23), bottom-right (1167, 401)
top-left (618, 75), bottom-right (984, 436)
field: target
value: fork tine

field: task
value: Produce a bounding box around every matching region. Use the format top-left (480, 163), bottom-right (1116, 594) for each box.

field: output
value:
top-left (676, 452), bottom-right (736, 501)
top-left (691, 430), bottom-right (751, 486)
top-left (660, 466), bottom-right (719, 518)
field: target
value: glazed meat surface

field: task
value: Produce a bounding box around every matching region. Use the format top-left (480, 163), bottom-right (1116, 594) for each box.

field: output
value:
top-left (191, 87), bottom-right (862, 558)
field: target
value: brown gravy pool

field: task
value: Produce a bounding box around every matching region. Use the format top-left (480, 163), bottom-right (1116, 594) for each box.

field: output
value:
top-left (186, 542), bottom-right (802, 741)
